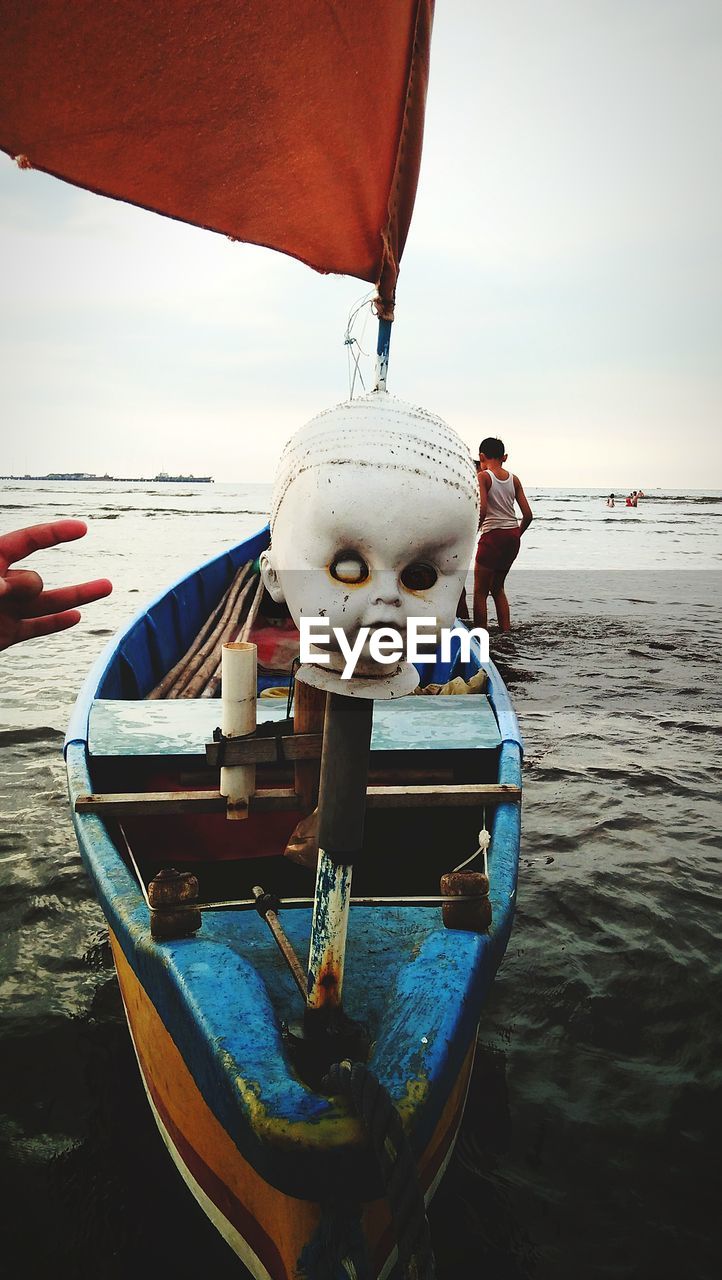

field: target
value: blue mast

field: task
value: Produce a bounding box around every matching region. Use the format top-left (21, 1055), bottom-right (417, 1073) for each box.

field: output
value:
top-left (374, 316), bottom-right (392, 391)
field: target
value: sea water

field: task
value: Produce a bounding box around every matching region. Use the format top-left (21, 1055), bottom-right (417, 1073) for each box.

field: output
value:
top-left (0, 481), bottom-right (720, 1278)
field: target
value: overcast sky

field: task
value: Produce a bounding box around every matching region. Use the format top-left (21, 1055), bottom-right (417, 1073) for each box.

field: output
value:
top-left (1, 0), bottom-right (721, 488)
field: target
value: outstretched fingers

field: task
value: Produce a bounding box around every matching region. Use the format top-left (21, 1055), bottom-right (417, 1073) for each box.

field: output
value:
top-left (0, 521), bottom-right (112, 650)
top-left (15, 611), bottom-right (83, 643)
top-left (21, 578), bottom-right (113, 618)
top-left (0, 520), bottom-right (89, 575)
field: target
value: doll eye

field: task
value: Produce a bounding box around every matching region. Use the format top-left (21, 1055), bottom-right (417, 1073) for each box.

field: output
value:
top-left (400, 561), bottom-right (438, 592)
top-left (330, 554), bottom-right (369, 584)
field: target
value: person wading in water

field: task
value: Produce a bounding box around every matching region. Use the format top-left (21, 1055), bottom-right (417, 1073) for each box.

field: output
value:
top-left (473, 438), bottom-right (533, 632)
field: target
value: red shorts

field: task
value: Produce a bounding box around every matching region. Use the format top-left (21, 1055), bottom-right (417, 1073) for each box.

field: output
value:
top-left (475, 527), bottom-right (521, 573)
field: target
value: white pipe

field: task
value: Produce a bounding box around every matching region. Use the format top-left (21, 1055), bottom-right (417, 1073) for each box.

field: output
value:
top-left (220, 642), bottom-right (256, 820)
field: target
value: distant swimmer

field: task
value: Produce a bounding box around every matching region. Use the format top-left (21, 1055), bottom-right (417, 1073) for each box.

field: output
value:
top-left (626, 492), bottom-right (638, 508)
top-left (473, 437), bottom-right (533, 633)
top-left (607, 493), bottom-right (615, 507)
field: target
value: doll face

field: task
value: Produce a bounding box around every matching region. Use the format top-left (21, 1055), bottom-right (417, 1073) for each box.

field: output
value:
top-left (261, 463), bottom-right (477, 671)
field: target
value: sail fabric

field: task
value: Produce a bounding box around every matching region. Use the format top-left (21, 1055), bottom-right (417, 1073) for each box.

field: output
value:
top-left (0, 0), bottom-right (433, 312)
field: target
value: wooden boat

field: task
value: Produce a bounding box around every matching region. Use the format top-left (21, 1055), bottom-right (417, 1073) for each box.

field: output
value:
top-left (65, 525), bottom-right (522, 1278)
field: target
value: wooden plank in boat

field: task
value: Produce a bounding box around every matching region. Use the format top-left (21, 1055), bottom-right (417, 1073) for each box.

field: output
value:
top-left (75, 782), bottom-right (520, 815)
top-left (76, 789), bottom-right (229, 815)
top-left (88, 694), bottom-right (502, 758)
top-left (204, 732), bottom-right (323, 767)
top-left (369, 783), bottom-right (520, 808)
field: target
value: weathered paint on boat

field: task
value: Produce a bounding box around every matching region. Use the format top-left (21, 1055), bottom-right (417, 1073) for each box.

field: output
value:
top-left (110, 929), bottom-right (476, 1279)
top-left (65, 525), bottom-right (522, 1276)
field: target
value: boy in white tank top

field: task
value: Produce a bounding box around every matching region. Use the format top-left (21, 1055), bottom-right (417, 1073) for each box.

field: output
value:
top-left (473, 437), bottom-right (533, 631)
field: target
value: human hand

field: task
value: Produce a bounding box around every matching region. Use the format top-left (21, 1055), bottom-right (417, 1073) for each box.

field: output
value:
top-left (0, 520), bottom-right (112, 651)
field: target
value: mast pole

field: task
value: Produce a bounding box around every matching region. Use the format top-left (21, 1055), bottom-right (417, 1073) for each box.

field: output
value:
top-left (374, 316), bottom-right (392, 391)
top-left (301, 692), bottom-right (372, 1078)
top-left (306, 693), bottom-right (373, 1013)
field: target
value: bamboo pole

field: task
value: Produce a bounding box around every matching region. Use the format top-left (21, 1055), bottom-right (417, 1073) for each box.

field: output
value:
top-left (148, 562), bottom-right (252, 699)
top-left (180, 571), bottom-right (257, 698)
top-left (176, 568), bottom-right (254, 697)
top-left (147, 568), bottom-right (241, 699)
top-left (239, 573), bottom-right (266, 643)
top-left (205, 573), bottom-right (265, 697)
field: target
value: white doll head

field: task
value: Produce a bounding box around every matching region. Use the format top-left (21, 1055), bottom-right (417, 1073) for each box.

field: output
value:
top-left (260, 391), bottom-right (479, 697)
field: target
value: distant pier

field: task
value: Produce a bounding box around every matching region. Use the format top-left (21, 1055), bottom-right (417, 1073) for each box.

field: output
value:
top-left (1, 472), bottom-right (214, 483)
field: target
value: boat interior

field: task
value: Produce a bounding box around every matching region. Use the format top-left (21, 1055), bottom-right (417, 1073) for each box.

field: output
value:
top-left (80, 557), bottom-right (506, 909)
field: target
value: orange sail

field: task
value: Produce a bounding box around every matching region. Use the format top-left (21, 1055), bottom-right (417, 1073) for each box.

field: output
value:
top-left (0, 0), bottom-right (434, 315)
